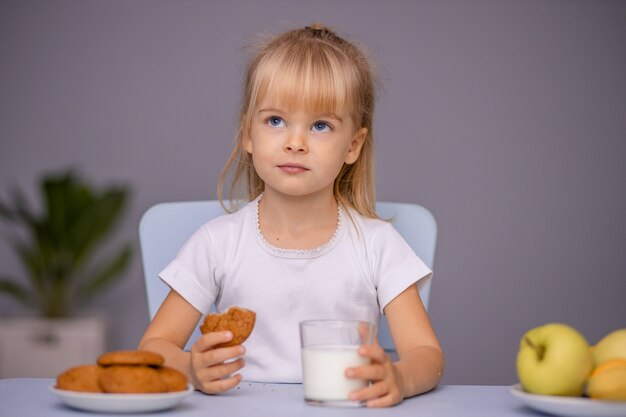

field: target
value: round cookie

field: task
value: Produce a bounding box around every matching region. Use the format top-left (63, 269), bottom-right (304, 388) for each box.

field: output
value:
top-left (158, 366), bottom-right (188, 392)
top-left (56, 364), bottom-right (103, 392)
top-left (97, 350), bottom-right (164, 367)
top-left (99, 365), bottom-right (167, 393)
top-left (200, 306), bottom-right (256, 348)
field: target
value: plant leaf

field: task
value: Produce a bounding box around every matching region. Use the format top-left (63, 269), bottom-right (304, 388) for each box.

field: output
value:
top-left (0, 170), bottom-right (132, 317)
top-left (0, 185), bottom-right (37, 226)
top-left (9, 239), bottom-right (42, 285)
top-left (11, 185), bottom-right (38, 226)
top-left (72, 188), bottom-right (129, 269)
top-left (0, 198), bottom-right (14, 220)
top-left (77, 244), bottom-right (132, 302)
top-left (0, 277), bottom-right (32, 306)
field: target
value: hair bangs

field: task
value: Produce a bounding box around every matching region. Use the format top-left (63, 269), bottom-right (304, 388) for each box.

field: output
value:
top-left (252, 42), bottom-right (358, 119)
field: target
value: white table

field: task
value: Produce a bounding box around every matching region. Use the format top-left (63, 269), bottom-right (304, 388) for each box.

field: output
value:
top-left (0, 378), bottom-right (539, 416)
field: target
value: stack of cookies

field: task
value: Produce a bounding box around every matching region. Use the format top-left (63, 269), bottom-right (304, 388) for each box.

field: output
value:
top-left (56, 350), bottom-right (188, 393)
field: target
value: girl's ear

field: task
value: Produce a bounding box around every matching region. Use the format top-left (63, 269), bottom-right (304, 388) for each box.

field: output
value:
top-left (344, 128), bottom-right (367, 165)
top-left (244, 133), bottom-right (253, 154)
top-left (242, 114), bottom-right (253, 154)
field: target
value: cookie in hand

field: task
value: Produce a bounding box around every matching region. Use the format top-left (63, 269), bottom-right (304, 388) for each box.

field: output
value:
top-left (200, 307), bottom-right (256, 348)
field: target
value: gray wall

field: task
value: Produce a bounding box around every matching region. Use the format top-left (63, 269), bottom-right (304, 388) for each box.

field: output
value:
top-left (1, 0), bottom-right (625, 385)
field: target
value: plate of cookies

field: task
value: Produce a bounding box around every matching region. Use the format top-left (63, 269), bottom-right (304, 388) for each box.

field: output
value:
top-left (52, 350), bottom-right (193, 413)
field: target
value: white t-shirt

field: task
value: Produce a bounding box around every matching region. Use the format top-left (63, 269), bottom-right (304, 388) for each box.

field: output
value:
top-left (159, 197), bottom-right (431, 383)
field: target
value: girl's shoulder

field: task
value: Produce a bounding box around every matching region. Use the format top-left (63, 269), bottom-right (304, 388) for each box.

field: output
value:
top-left (200, 200), bottom-right (255, 236)
top-left (345, 208), bottom-right (399, 240)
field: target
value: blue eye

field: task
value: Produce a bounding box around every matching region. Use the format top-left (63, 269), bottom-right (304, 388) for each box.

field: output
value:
top-left (266, 116), bottom-right (285, 128)
top-left (312, 121), bottom-right (331, 132)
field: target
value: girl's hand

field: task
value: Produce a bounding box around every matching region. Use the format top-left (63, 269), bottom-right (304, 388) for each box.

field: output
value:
top-left (189, 331), bottom-right (246, 394)
top-left (346, 341), bottom-right (406, 407)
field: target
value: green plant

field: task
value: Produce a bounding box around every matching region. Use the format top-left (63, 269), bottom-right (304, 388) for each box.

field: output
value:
top-left (0, 171), bottom-right (132, 318)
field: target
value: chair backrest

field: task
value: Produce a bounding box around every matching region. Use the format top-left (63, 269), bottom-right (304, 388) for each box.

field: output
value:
top-left (139, 201), bottom-right (437, 351)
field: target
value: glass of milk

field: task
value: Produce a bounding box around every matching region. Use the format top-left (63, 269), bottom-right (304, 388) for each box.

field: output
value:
top-left (300, 320), bottom-right (375, 407)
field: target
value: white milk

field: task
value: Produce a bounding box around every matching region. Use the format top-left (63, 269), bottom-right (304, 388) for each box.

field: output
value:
top-left (301, 345), bottom-right (369, 403)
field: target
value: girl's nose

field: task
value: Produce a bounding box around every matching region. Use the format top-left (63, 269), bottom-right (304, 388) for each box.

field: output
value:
top-left (284, 131), bottom-right (307, 153)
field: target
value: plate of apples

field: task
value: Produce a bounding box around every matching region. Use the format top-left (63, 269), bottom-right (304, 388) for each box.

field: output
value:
top-left (511, 324), bottom-right (626, 417)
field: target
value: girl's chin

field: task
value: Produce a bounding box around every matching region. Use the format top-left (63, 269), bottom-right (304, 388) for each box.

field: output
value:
top-left (262, 186), bottom-right (334, 199)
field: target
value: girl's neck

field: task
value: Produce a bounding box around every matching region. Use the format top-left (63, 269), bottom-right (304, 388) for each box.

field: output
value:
top-left (257, 189), bottom-right (340, 250)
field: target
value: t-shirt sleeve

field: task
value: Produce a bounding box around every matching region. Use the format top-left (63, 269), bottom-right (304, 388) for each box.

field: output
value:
top-left (158, 225), bottom-right (219, 314)
top-left (372, 222), bottom-right (432, 314)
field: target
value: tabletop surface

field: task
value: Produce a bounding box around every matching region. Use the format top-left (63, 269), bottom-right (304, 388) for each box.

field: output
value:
top-left (0, 378), bottom-right (540, 417)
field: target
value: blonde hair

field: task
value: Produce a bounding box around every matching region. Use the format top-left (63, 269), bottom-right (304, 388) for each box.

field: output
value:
top-left (217, 24), bottom-right (377, 218)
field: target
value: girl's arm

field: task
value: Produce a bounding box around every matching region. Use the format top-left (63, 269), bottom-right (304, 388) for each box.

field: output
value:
top-left (387, 283), bottom-right (444, 395)
top-left (138, 289), bottom-right (245, 393)
top-left (347, 283), bottom-right (444, 407)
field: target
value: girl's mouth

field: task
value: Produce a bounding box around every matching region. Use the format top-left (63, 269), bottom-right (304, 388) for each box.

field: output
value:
top-left (278, 163), bottom-right (309, 174)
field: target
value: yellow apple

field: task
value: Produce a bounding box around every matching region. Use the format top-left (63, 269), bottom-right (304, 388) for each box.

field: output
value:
top-left (516, 323), bottom-right (593, 396)
top-left (592, 328), bottom-right (626, 366)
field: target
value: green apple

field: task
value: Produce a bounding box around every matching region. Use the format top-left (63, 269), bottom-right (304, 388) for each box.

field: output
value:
top-left (593, 328), bottom-right (626, 366)
top-left (516, 323), bottom-right (593, 396)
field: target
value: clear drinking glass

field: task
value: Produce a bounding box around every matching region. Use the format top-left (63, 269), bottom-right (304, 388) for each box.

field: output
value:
top-left (299, 320), bottom-right (376, 407)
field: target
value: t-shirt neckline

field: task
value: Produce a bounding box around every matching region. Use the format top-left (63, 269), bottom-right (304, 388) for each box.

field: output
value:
top-left (253, 194), bottom-right (345, 259)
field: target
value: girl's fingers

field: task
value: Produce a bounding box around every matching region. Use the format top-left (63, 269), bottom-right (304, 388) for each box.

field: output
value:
top-left (345, 346), bottom-right (404, 408)
top-left (346, 363), bottom-right (385, 381)
top-left (358, 343), bottom-right (388, 363)
top-left (357, 322), bottom-right (375, 344)
top-left (192, 345), bottom-right (245, 371)
top-left (349, 380), bottom-right (388, 401)
top-left (350, 381), bottom-right (403, 408)
top-left (192, 331), bottom-right (233, 352)
top-left (193, 358), bottom-right (245, 393)
top-left (196, 373), bottom-right (242, 394)
top-left (366, 393), bottom-right (401, 408)
top-left (196, 358), bottom-right (245, 382)
top-left (347, 344), bottom-right (389, 381)
top-left (189, 332), bottom-right (247, 393)
top-left (191, 336), bottom-right (246, 369)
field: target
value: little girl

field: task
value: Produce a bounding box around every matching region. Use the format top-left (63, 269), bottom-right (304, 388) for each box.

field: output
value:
top-left (139, 24), bottom-right (444, 407)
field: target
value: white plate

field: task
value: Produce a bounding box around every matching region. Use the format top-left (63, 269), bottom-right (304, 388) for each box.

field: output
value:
top-left (510, 384), bottom-right (626, 417)
top-left (50, 384), bottom-right (194, 413)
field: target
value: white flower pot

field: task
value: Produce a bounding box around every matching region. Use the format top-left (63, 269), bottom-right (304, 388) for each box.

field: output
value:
top-left (0, 316), bottom-right (106, 378)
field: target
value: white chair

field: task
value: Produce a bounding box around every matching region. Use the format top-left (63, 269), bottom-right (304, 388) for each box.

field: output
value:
top-left (139, 201), bottom-right (437, 352)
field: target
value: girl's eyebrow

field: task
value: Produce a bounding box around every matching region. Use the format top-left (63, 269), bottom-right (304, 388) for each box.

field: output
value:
top-left (257, 107), bottom-right (283, 114)
top-left (319, 112), bottom-right (343, 123)
top-left (258, 107), bottom-right (342, 121)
